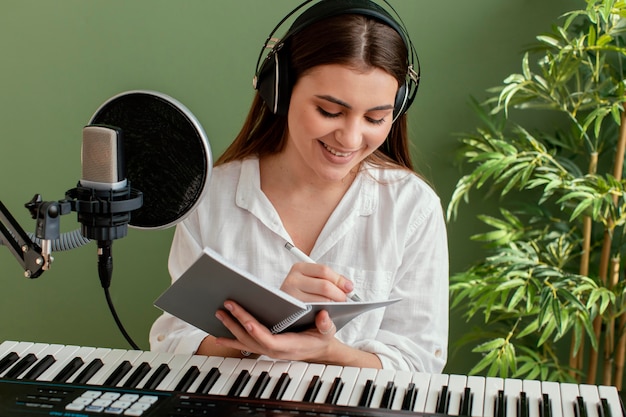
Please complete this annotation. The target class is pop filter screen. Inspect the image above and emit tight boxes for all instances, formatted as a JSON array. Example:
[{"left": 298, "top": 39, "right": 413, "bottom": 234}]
[{"left": 90, "top": 90, "right": 212, "bottom": 230}]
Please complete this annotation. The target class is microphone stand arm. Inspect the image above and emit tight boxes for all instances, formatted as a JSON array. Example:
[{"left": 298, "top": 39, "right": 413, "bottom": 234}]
[{"left": 0, "top": 195, "right": 72, "bottom": 278}]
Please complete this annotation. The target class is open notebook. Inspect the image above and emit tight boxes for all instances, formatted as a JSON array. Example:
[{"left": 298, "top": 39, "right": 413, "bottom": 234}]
[{"left": 154, "top": 246, "right": 400, "bottom": 338}]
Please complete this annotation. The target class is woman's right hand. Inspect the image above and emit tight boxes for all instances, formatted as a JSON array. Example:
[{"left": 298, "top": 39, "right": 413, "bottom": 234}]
[{"left": 280, "top": 262, "right": 354, "bottom": 302}]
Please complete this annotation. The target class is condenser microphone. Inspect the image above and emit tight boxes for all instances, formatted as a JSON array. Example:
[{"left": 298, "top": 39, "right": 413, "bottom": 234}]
[{"left": 65, "top": 125, "right": 143, "bottom": 287}]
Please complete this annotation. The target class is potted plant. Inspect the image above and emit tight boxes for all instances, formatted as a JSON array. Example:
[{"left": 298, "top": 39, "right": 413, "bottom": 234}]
[{"left": 447, "top": 0, "right": 626, "bottom": 387}]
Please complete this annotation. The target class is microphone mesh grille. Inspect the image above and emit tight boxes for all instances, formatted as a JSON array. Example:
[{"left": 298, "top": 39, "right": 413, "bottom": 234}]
[{"left": 81, "top": 126, "right": 121, "bottom": 183}]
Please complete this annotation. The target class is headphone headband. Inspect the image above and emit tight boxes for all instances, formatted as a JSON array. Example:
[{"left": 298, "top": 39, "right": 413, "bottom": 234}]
[{"left": 253, "top": 0, "right": 420, "bottom": 119}]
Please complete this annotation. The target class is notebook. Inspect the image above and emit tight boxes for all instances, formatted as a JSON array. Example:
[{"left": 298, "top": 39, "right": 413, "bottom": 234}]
[{"left": 154, "top": 246, "right": 400, "bottom": 338}]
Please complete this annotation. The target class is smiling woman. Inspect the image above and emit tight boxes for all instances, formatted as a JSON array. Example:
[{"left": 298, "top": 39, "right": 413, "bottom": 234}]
[
  {"left": 283, "top": 64, "right": 398, "bottom": 185},
  {"left": 149, "top": 0, "right": 449, "bottom": 374}
]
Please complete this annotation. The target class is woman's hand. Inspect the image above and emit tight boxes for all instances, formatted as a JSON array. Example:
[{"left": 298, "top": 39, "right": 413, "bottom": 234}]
[
  {"left": 280, "top": 262, "right": 354, "bottom": 302},
  {"left": 213, "top": 300, "right": 338, "bottom": 363}
]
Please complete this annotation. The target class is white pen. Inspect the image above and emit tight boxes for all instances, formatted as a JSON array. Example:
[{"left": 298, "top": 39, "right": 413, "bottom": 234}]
[{"left": 284, "top": 242, "right": 362, "bottom": 302}]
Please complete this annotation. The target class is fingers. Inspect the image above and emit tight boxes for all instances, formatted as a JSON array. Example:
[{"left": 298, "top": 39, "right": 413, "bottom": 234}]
[
  {"left": 316, "top": 310, "right": 336, "bottom": 336},
  {"left": 286, "top": 263, "right": 355, "bottom": 302}
]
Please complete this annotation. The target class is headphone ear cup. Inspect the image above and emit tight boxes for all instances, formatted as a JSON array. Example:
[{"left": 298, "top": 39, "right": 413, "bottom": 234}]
[
  {"left": 256, "top": 45, "right": 292, "bottom": 116},
  {"left": 393, "top": 81, "right": 409, "bottom": 120}
]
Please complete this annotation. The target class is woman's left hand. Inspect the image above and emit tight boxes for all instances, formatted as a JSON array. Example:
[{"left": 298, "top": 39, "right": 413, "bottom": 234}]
[{"left": 213, "top": 300, "right": 337, "bottom": 362}]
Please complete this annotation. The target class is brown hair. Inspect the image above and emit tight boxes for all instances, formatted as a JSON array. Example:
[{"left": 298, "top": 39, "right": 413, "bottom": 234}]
[{"left": 216, "top": 14, "right": 414, "bottom": 171}]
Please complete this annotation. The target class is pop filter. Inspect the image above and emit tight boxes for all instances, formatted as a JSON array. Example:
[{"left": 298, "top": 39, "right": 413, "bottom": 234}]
[{"left": 89, "top": 90, "right": 212, "bottom": 230}]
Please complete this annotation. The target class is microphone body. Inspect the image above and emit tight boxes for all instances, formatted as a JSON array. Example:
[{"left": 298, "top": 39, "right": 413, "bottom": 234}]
[
  {"left": 68, "top": 125, "right": 141, "bottom": 242},
  {"left": 65, "top": 125, "right": 142, "bottom": 288}
]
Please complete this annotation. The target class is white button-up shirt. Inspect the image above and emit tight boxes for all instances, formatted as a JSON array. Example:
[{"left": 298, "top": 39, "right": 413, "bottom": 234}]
[{"left": 150, "top": 157, "right": 449, "bottom": 373}]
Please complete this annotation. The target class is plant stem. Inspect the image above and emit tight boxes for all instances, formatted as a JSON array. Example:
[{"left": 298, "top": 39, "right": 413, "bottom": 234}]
[
  {"left": 572, "top": 153, "right": 597, "bottom": 380},
  {"left": 605, "top": 256, "right": 620, "bottom": 386}
]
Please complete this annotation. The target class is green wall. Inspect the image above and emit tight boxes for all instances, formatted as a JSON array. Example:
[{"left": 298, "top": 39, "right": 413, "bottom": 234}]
[{"left": 0, "top": 0, "right": 573, "bottom": 375}]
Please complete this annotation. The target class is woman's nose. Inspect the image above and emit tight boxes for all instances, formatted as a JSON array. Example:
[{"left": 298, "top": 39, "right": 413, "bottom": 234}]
[{"left": 335, "top": 118, "right": 362, "bottom": 149}]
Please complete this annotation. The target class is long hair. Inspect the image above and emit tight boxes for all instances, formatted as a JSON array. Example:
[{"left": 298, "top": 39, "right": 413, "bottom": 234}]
[{"left": 216, "top": 13, "right": 414, "bottom": 171}]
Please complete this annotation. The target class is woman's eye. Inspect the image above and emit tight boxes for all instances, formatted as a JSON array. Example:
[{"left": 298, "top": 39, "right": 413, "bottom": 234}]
[
  {"left": 366, "top": 116, "right": 386, "bottom": 126},
  {"left": 316, "top": 107, "right": 341, "bottom": 118}
]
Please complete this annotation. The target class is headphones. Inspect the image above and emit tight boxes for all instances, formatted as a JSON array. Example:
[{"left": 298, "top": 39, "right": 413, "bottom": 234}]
[{"left": 252, "top": 0, "right": 420, "bottom": 121}]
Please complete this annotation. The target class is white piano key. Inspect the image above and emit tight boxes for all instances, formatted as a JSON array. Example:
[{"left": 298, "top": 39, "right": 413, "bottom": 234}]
[
  {"left": 312, "top": 364, "right": 343, "bottom": 404},
  {"left": 466, "top": 375, "right": 486, "bottom": 417},
  {"left": 216, "top": 358, "right": 258, "bottom": 396},
  {"left": 207, "top": 357, "right": 242, "bottom": 395},
  {"left": 259, "top": 360, "right": 291, "bottom": 399},
  {"left": 291, "top": 362, "right": 326, "bottom": 402},
  {"left": 424, "top": 373, "right": 449, "bottom": 413},
  {"left": 36, "top": 345, "right": 85, "bottom": 381},
  {"left": 390, "top": 370, "right": 413, "bottom": 410},
  {"left": 161, "top": 354, "right": 208, "bottom": 391},
  {"left": 483, "top": 376, "right": 504, "bottom": 417},
  {"left": 579, "top": 384, "right": 601, "bottom": 417},
  {"left": 110, "top": 350, "right": 150, "bottom": 387},
  {"left": 410, "top": 372, "right": 432, "bottom": 412},
  {"left": 132, "top": 352, "right": 177, "bottom": 389},
  {"left": 447, "top": 374, "right": 468, "bottom": 415},
  {"left": 504, "top": 378, "right": 524, "bottom": 417},
  {"left": 186, "top": 355, "right": 225, "bottom": 393},
  {"left": 0, "top": 342, "right": 50, "bottom": 378},
  {"left": 0, "top": 340, "right": 21, "bottom": 359},
  {"left": 598, "top": 385, "right": 622, "bottom": 417},
  {"left": 346, "top": 367, "right": 378, "bottom": 406},
  {"left": 368, "top": 368, "right": 396, "bottom": 408},
  {"left": 334, "top": 366, "right": 360, "bottom": 406},
  {"left": 559, "top": 382, "right": 580, "bottom": 417},
  {"left": 67, "top": 347, "right": 114, "bottom": 384},
  {"left": 279, "top": 361, "right": 311, "bottom": 401},
  {"left": 523, "top": 378, "right": 542, "bottom": 417},
  {"left": 542, "top": 381, "right": 564, "bottom": 417},
  {"left": 87, "top": 349, "right": 140, "bottom": 386},
  {"left": 149, "top": 353, "right": 194, "bottom": 391},
  {"left": 239, "top": 359, "right": 275, "bottom": 398}
]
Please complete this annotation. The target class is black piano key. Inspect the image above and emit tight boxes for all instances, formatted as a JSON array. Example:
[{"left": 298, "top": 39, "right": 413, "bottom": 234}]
[
  {"left": 540, "top": 393, "right": 553, "bottom": 417},
  {"left": 495, "top": 389, "right": 506, "bottom": 417},
  {"left": 436, "top": 385, "right": 450, "bottom": 414},
  {"left": 227, "top": 370, "right": 251, "bottom": 397},
  {"left": 401, "top": 382, "right": 418, "bottom": 411},
  {"left": 380, "top": 380, "right": 397, "bottom": 409},
  {"left": 22, "top": 354, "right": 56, "bottom": 380},
  {"left": 302, "top": 375, "right": 322, "bottom": 402},
  {"left": 460, "top": 387, "right": 473, "bottom": 416},
  {"left": 358, "top": 379, "right": 375, "bottom": 407},
  {"left": 143, "top": 363, "right": 170, "bottom": 390},
  {"left": 52, "top": 357, "right": 84, "bottom": 383},
  {"left": 575, "top": 396, "right": 588, "bottom": 417},
  {"left": 248, "top": 371, "right": 271, "bottom": 399},
  {"left": 103, "top": 360, "right": 133, "bottom": 386},
  {"left": 518, "top": 392, "right": 529, "bottom": 417},
  {"left": 600, "top": 398, "right": 612, "bottom": 417},
  {"left": 174, "top": 366, "right": 200, "bottom": 392},
  {"left": 5, "top": 353, "right": 37, "bottom": 378},
  {"left": 269, "top": 372, "right": 291, "bottom": 400},
  {"left": 73, "top": 358, "right": 104, "bottom": 384},
  {"left": 0, "top": 352, "right": 20, "bottom": 374},
  {"left": 196, "top": 367, "right": 221, "bottom": 394},
  {"left": 122, "top": 362, "right": 151, "bottom": 388},
  {"left": 325, "top": 377, "right": 344, "bottom": 405}
]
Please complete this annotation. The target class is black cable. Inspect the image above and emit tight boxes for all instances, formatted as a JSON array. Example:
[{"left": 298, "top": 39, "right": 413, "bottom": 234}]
[
  {"left": 98, "top": 241, "right": 140, "bottom": 351},
  {"left": 104, "top": 286, "right": 140, "bottom": 351}
]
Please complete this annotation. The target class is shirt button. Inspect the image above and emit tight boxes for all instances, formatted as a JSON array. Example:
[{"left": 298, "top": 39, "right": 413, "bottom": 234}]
[
  {"left": 435, "top": 349, "right": 442, "bottom": 358},
  {"left": 157, "top": 334, "right": 165, "bottom": 342}
]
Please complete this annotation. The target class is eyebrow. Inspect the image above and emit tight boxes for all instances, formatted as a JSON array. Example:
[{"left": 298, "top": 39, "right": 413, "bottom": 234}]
[{"left": 315, "top": 95, "right": 395, "bottom": 112}]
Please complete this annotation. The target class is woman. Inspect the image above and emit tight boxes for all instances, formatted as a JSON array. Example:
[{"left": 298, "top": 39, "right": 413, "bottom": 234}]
[{"left": 150, "top": 0, "right": 449, "bottom": 374}]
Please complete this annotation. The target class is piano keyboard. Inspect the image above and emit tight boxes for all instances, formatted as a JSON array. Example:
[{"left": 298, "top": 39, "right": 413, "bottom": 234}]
[{"left": 0, "top": 340, "right": 623, "bottom": 417}]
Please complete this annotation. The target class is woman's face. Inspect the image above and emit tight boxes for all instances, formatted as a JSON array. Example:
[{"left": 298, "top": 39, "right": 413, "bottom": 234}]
[{"left": 284, "top": 64, "right": 398, "bottom": 184}]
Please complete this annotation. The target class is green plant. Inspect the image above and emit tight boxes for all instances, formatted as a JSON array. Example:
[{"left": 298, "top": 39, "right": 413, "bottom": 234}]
[{"left": 447, "top": 0, "right": 626, "bottom": 387}]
